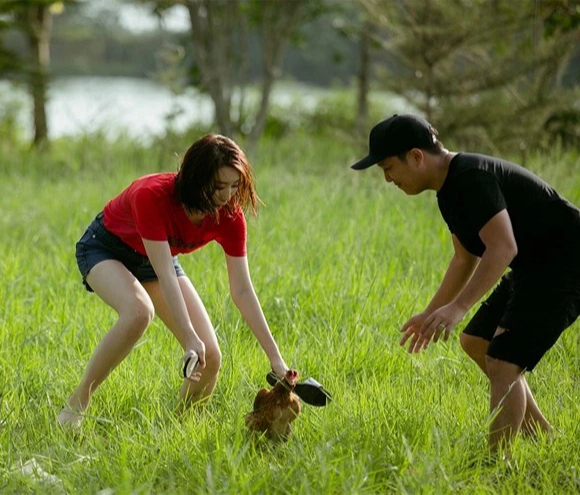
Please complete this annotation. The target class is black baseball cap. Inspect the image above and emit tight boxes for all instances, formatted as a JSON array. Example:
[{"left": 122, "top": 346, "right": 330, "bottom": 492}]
[{"left": 351, "top": 114, "right": 438, "bottom": 170}]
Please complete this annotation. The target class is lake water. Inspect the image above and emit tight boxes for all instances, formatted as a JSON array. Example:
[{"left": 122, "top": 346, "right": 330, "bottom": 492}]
[
  {"left": 0, "top": 76, "right": 411, "bottom": 143},
  {"left": 0, "top": 76, "right": 334, "bottom": 143}
]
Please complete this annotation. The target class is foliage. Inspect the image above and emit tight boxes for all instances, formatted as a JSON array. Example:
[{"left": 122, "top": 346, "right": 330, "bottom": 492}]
[
  {"left": 0, "top": 16, "right": 21, "bottom": 74},
  {"left": 359, "top": 0, "right": 580, "bottom": 157},
  {"left": 3, "top": 2, "right": 362, "bottom": 86},
  {"left": 260, "top": 87, "right": 413, "bottom": 154},
  {"left": 303, "top": 88, "right": 394, "bottom": 139},
  {"left": 542, "top": 0, "right": 580, "bottom": 36},
  {"left": 49, "top": 3, "right": 185, "bottom": 78},
  {"left": 0, "top": 1, "right": 74, "bottom": 70},
  {"left": 0, "top": 1, "right": 78, "bottom": 147},
  {"left": 138, "top": 0, "right": 327, "bottom": 149},
  {"left": 0, "top": 89, "right": 24, "bottom": 147}
]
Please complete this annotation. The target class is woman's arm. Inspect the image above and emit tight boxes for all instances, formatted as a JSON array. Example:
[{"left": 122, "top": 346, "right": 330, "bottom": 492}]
[
  {"left": 225, "top": 254, "right": 288, "bottom": 377},
  {"left": 143, "top": 239, "right": 206, "bottom": 369}
]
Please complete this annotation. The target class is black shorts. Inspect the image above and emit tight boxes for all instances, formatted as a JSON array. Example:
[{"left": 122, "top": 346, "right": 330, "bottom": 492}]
[
  {"left": 75, "top": 212, "right": 186, "bottom": 292},
  {"left": 462, "top": 267, "right": 580, "bottom": 371}
]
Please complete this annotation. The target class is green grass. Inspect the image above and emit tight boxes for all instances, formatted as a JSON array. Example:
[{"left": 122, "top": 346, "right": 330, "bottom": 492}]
[{"left": 1, "top": 133, "right": 580, "bottom": 494}]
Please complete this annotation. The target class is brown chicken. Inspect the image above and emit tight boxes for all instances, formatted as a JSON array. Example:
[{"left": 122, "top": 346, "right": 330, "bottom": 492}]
[{"left": 245, "top": 369, "right": 302, "bottom": 441}]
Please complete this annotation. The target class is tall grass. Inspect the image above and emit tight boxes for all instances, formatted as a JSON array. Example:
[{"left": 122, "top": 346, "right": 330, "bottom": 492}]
[{"left": 1, "top": 132, "right": 579, "bottom": 493}]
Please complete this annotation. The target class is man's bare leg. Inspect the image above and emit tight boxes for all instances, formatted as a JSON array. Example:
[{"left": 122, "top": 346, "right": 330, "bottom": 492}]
[
  {"left": 460, "top": 333, "right": 552, "bottom": 439},
  {"left": 520, "top": 376, "right": 552, "bottom": 436},
  {"left": 486, "top": 356, "right": 526, "bottom": 452}
]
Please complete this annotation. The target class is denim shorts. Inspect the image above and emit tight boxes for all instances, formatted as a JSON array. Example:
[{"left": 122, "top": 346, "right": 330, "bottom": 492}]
[{"left": 75, "top": 212, "right": 186, "bottom": 292}]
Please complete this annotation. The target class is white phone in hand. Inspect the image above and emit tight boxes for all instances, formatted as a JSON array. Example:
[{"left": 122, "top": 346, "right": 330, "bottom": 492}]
[{"left": 183, "top": 350, "right": 199, "bottom": 379}]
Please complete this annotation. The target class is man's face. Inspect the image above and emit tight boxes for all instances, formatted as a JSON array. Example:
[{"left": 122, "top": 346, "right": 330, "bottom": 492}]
[{"left": 377, "top": 152, "right": 425, "bottom": 195}]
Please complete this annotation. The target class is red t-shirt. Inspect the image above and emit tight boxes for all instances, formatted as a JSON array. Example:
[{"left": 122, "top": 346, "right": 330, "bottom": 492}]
[{"left": 102, "top": 173, "right": 247, "bottom": 257}]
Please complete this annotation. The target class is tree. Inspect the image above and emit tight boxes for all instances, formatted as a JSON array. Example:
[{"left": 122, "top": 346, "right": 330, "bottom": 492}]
[
  {"left": 149, "top": 0, "right": 320, "bottom": 149},
  {"left": 355, "top": 20, "right": 372, "bottom": 139},
  {"left": 0, "top": 14, "right": 21, "bottom": 74},
  {"left": 358, "top": 0, "right": 580, "bottom": 157},
  {"left": 0, "top": 1, "right": 73, "bottom": 147},
  {"left": 327, "top": 2, "right": 375, "bottom": 140}
]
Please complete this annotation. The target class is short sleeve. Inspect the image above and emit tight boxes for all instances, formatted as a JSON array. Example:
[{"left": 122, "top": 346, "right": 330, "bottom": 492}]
[
  {"left": 131, "top": 187, "right": 168, "bottom": 241},
  {"left": 456, "top": 170, "right": 507, "bottom": 233},
  {"left": 215, "top": 209, "right": 247, "bottom": 257}
]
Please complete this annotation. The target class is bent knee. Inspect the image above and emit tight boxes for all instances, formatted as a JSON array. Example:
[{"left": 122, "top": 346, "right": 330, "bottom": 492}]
[
  {"left": 460, "top": 333, "right": 487, "bottom": 358},
  {"left": 203, "top": 346, "right": 222, "bottom": 375},
  {"left": 119, "top": 299, "right": 155, "bottom": 336},
  {"left": 485, "top": 355, "right": 523, "bottom": 382},
  {"left": 459, "top": 332, "right": 474, "bottom": 353}
]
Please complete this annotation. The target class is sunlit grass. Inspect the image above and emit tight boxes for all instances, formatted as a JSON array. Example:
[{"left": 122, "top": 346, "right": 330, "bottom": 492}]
[{"left": 1, "top": 134, "right": 579, "bottom": 493}]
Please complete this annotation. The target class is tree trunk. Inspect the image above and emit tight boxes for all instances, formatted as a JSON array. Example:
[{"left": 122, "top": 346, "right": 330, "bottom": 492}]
[
  {"left": 25, "top": 5, "right": 52, "bottom": 147},
  {"left": 234, "top": 1, "right": 250, "bottom": 131},
  {"left": 185, "top": 0, "right": 307, "bottom": 146},
  {"left": 356, "top": 21, "right": 371, "bottom": 140},
  {"left": 186, "top": 0, "right": 234, "bottom": 136},
  {"left": 247, "top": 1, "right": 306, "bottom": 150}
]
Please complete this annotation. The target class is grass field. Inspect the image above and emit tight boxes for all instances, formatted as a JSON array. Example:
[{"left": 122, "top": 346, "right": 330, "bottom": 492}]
[{"left": 1, "top": 133, "right": 580, "bottom": 494}]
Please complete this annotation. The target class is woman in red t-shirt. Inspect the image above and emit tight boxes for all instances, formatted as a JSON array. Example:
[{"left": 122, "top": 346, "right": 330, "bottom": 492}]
[{"left": 58, "top": 134, "right": 289, "bottom": 427}]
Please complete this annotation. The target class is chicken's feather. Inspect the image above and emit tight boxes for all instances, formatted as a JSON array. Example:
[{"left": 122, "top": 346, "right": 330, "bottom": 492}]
[{"left": 245, "top": 373, "right": 302, "bottom": 441}]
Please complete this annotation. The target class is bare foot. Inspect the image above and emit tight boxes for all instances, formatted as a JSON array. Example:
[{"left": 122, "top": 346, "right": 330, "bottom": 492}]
[
  {"left": 174, "top": 396, "right": 209, "bottom": 419},
  {"left": 57, "top": 407, "right": 84, "bottom": 429},
  {"left": 521, "top": 419, "right": 553, "bottom": 439}
]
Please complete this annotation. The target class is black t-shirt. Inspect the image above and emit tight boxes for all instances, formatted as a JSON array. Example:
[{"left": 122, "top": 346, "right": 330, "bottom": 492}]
[{"left": 437, "top": 153, "right": 580, "bottom": 271}]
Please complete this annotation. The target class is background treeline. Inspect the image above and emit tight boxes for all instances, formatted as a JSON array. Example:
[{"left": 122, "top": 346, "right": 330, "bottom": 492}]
[
  {"left": 2, "top": 3, "right": 359, "bottom": 85},
  {"left": 1, "top": 0, "right": 579, "bottom": 161},
  {"left": 3, "top": 2, "right": 579, "bottom": 88}
]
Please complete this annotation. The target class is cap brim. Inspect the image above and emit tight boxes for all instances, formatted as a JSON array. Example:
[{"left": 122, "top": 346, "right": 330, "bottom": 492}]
[{"left": 350, "top": 154, "right": 382, "bottom": 170}]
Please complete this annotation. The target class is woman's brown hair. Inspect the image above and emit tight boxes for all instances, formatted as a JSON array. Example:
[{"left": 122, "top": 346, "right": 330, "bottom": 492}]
[{"left": 175, "top": 134, "right": 259, "bottom": 217}]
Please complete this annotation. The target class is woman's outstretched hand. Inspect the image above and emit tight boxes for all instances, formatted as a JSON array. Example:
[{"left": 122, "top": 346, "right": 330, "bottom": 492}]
[{"left": 270, "top": 358, "right": 289, "bottom": 379}]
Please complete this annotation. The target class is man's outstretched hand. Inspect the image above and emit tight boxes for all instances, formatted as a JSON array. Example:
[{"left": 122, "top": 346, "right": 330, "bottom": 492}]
[
  {"left": 399, "top": 311, "right": 430, "bottom": 353},
  {"left": 400, "top": 303, "right": 467, "bottom": 353}
]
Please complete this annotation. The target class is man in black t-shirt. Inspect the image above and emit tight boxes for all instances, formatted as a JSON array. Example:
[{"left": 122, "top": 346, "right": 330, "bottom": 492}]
[{"left": 351, "top": 114, "right": 580, "bottom": 453}]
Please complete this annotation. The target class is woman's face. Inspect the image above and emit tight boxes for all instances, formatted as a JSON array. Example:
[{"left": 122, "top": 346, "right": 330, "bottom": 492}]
[{"left": 212, "top": 166, "right": 241, "bottom": 207}]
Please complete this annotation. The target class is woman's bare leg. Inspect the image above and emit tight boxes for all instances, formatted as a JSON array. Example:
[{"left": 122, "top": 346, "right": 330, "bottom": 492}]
[
  {"left": 143, "top": 276, "right": 221, "bottom": 407},
  {"left": 58, "top": 260, "right": 154, "bottom": 426}
]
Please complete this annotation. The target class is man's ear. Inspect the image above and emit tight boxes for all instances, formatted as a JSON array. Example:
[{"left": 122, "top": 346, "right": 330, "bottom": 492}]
[{"left": 408, "top": 148, "right": 425, "bottom": 167}]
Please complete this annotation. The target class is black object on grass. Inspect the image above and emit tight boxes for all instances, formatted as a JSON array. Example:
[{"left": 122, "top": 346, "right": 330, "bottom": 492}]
[{"left": 266, "top": 371, "right": 332, "bottom": 407}]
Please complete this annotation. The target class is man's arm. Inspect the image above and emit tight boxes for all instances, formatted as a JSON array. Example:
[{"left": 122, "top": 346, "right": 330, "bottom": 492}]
[
  {"left": 417, "top": 209, "right": 517, "bottom": 345},
  {"left": 453, "top": 209, "right": 517, "bottom": 311},
  {"left": 400, "top": 234, "right": 479, "bottom": 352},
  {"left": 424, "top": 235, "right": 480, "bottom": 313}
]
